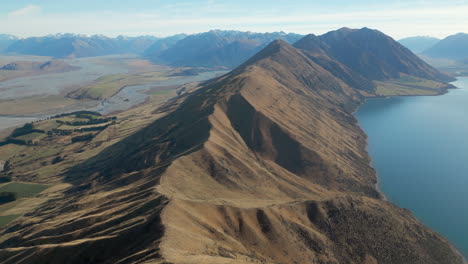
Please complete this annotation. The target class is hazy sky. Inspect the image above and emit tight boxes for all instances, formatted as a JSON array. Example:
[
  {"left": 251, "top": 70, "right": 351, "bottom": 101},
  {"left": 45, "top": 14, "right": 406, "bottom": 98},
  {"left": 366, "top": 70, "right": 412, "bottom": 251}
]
[{"left": 1, "top": 0, "right": 468, "bottom": 39}]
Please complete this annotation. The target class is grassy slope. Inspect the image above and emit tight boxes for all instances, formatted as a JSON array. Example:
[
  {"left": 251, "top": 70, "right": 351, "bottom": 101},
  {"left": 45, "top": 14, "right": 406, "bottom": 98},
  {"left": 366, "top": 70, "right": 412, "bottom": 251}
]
[
  {"left": 375, "top": 74, "right": 450, "bottom": 96},
  {"left": 0, "top": 95, "right": 173, "bottom": 230},
  {"left": 0, "top": 182, "right": 50, "bottom": 227},
  {"left": 0, "top": 182, "right": 49, "bottom": 198},
  {"left": 0, "top": 215, "right": 20, "bottom": 227}
]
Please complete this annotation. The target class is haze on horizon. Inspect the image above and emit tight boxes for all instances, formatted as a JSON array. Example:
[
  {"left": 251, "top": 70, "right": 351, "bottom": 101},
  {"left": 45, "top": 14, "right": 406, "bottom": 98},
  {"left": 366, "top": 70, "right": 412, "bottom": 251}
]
[{"left": 1, "top": 0, "right": 468, "bottom": 40}]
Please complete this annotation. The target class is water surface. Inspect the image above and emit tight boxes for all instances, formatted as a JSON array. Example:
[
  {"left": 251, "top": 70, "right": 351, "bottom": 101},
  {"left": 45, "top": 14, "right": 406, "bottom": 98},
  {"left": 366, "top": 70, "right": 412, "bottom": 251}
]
[{"left": 355, "top": 77, "right": 468, "bottom": 257}]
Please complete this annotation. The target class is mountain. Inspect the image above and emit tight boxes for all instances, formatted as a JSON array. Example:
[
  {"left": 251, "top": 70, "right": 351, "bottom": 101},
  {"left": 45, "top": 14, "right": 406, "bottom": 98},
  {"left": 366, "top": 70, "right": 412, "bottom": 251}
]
[
  {"left": 0, "top": 34, "right": 18, "bottom": 52},
  {"left": 148, "top": 30, "right": 304, "bottom": 68},
  {"left": 292, "top": 28, "right": 453, "bottom": 94},
  {"left": 398, "top": 36, "right": 440, "bottom": 53},
  {"left": 318, "top": 27, "right": 452, "bottom": 82},
  {"left": 5, "top": 34, "right": 159, "bottom": 58},
  {"left": 143, "top": 34, "right": 188, "bottom": 57},
  {"left": 294, "top": 34, "right": 376, "bottom": 92},
  {"left": 423, "top": 33, "right": 468, "bottom": 61},
  {"left": 114, "top": 35, "right": 160, "bottom": 54},
  {"left": 0, "top": 36, "right": 464, "bottom": 263}
]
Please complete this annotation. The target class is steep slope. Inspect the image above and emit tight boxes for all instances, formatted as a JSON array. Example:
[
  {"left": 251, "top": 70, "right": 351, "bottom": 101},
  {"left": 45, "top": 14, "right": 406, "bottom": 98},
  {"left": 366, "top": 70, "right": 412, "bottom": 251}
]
[
  {"left": 152, "top": 30, "right": 303, "bottom": 68},
  {"left": 398, "top": 36, "right": 440, "bottom": 54},
  {"left": 0, "top": 40, "right": 464, "bottom": 264},
  {"left": 294, "top": 34, "right": 375, "bottom": 92},
  {"left": 5, "top": 34, "right": 158, "bottom": 58},
  {"left": 319, "top": 28, "right": 453, "bottom": 82},
  {"left": 423, "top": 33, "right": 468, "bottom": 61}
]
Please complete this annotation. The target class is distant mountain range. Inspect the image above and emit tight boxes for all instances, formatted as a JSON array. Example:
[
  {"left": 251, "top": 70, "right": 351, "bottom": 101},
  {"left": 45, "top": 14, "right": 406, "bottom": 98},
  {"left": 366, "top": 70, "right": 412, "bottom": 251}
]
[
  {"left": 0, "top": 34, "right": 18, "bottom": 52},
  {"left": 4, "top": 34, "right": 158, "bottom": 58},
  {"left": 399, "top": 34, "right": 468, "bottom": 63},
  {"left": 3, "top": 30, "right": 468, "bottom": 70},
  {"left": 422, "top": 33, "right": 468, "bottom": 61},
  {"left": 143, "top": 34, "right": 188, "bottom": 58},
  {"left": 398, "top": 36, "right": 440, "bottom": 53},
  {"left": 146, "top": 30, "right": 303, "bottom": 68}
]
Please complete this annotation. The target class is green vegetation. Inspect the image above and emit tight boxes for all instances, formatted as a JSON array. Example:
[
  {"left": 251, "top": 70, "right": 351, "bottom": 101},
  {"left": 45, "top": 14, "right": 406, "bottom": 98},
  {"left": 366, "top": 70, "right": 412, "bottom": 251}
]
[
  {"left": 51, "top": 111, "right": 102, "bottom": 118},
  {"left": 71, "top": 134, "right": 95, "bottom": 143},
  {"left": 0, "top": 192, "right": 16, "bottom": 204},
  {"left": 11, "top": 123, "right": 44, "bottom": 138},
  {"left": 0, "top": 182, "right": 49, "bottom": 198},
  {"left": 56, "top": 116, "right": 116, "bottom": 126},
  {"left": 0, "top": 123, "right": 46, "bottom": 146},
  {"left": 375, "top": 74, "right": 448, "bottom": 96},
  {"left": 0, "top": 215, "right": 20, "bottom": 227},
  {"left": 1, "top": 111, "right": 116, "bottom": 147},
  {"left": 15, "top": 132, "right": 46, "bottom": 142},
  {"left": 0, "top": 176, "right": 11, "bottom": 183}
]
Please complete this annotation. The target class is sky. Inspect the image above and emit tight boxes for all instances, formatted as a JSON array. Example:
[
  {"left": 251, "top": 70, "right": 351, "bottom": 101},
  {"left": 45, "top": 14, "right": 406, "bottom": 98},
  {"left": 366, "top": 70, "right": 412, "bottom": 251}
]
[{"left": 1, "top": 0, "right": 468, "bottom": 39}]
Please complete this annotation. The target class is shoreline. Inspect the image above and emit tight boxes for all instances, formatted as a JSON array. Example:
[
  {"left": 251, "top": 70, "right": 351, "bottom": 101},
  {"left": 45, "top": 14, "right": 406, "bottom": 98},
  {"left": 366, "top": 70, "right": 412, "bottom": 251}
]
[
  {"left": 355, "top": 80, "right": 458, "bottom": 201},
  {"left": 354, "top": 77, "right": 467, "bottom": 261}
]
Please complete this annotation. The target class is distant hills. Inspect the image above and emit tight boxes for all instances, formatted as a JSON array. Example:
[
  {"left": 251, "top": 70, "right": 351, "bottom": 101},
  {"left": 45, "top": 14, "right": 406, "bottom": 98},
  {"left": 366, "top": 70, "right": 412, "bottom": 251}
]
[
  {"left": 143, "top": 34, "right": 187, "bottom": 58},
  {"left": 147, "top": 30, "right": 304, "bottom": 68},
  {"left": 4, "top": 34, "right": 158, "bottom": 58},
  {"left": 399, "top": 33, "right": 468, "bottom": 65},
  {"left": 0, "top": 31, "right": 303, "bottom": 66},
  {"left": 0, "top": 34, "right": 18, "bottom": 52},
  {"left": 398, "top": 36, "right": 440, "bottom": 53},
  {"left": 422, "top": 33, "right": 468, "bottom": 61}
]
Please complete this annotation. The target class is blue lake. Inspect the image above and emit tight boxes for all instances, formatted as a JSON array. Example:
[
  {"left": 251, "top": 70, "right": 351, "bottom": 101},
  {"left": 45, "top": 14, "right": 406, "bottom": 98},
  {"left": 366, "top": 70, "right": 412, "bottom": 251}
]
[{"left": 355, "top": 77, "right": 468, "bottom": 257}]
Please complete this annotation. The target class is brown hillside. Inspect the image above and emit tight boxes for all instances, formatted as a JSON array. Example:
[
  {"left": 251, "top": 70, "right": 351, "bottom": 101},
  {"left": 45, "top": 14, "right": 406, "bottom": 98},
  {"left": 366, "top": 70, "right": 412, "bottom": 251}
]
[{"left": 0, "top": 40, "right": 464, "bottom": 264}]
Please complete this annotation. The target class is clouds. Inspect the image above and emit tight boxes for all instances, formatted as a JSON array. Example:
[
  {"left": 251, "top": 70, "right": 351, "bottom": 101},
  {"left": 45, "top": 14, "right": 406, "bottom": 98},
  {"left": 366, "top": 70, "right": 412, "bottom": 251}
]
[
  {"left": 8, "top": 5, "right": 42, "bottom": 17},
  {"left": 0, "top": 1, "right": 467, "bottom": 39}
]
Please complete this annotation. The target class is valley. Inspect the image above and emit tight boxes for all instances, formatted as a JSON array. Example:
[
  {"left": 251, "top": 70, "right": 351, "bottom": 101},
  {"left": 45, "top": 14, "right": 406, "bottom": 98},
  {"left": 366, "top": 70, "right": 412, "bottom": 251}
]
[{"left": 0, "top": 54, "right": 226, "bottom": 131}]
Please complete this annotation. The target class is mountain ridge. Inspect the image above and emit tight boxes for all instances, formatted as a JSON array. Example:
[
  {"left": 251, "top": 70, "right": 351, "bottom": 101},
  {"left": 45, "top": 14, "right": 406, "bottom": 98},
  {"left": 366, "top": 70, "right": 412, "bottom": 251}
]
[
  {"left": 0, "top": 36, "right": 464, "bottom": 263},
  {"left": 5, "top": 35, "right": 159, "bottom": 58},
  {"left": 423, "top": 33, "right": 468, "bottom": 61},
  {"left": 149, "top": 30, "right": 304, "bottom": 68},
  {"left": 398, "top": 36, "right": 440, "bottom": 54}
]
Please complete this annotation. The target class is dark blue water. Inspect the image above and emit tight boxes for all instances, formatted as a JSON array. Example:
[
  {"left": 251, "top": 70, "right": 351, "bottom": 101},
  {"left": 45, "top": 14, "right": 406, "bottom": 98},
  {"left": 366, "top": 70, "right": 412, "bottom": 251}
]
[{"left": 355, "top": 77, "right": 468, "bottom": 258}]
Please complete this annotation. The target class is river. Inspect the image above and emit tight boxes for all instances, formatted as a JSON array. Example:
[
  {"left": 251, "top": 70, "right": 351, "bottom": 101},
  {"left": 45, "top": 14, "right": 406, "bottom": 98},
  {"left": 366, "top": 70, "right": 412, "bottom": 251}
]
[{"left": 355, "top": 77, "right": 468, "bottom": 257}]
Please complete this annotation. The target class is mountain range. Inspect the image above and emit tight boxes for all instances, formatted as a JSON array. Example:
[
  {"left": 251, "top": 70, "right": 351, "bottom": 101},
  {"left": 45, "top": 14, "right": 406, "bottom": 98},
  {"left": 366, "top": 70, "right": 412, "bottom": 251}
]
[
  {"left": 398, "top": 36, "right": 440, "bottom": 54},
  {"left": 0, "top": 27, "right": 464, "bottom": 263},
  {"left": 0, "top": 34, "right": 18, "bottom": 52},
  {"left": 4, "top": 30, "right": 468, "bottom": 71},
  {"left": 399, "top": 33, "right": 468, "bottom": 65},
  {"left": 146, "top": 30, "right": 304, "bottom": 68},
  {"left": 4, "top": 34, "right": 158, "bottom": 58},
  {"left": 422, "top": 33, "right": 468, "bottom": 61}
]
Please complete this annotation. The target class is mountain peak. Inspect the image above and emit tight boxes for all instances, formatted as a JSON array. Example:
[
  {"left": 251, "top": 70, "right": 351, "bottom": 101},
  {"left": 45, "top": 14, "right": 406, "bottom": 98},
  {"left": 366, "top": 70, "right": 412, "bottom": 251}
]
[
  {"left": 318, "top": 27, "right": 452, "bottom": 81},
  {"left": 234, "top": 38, "right": 299, "bottom": 69}
]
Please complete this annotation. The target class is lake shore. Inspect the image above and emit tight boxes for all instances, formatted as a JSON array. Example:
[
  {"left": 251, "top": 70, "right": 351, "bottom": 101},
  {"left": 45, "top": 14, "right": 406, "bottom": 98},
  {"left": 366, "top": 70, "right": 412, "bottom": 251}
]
[{"left": 355, "top": 77, "right": 468, "bottom": 259}]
